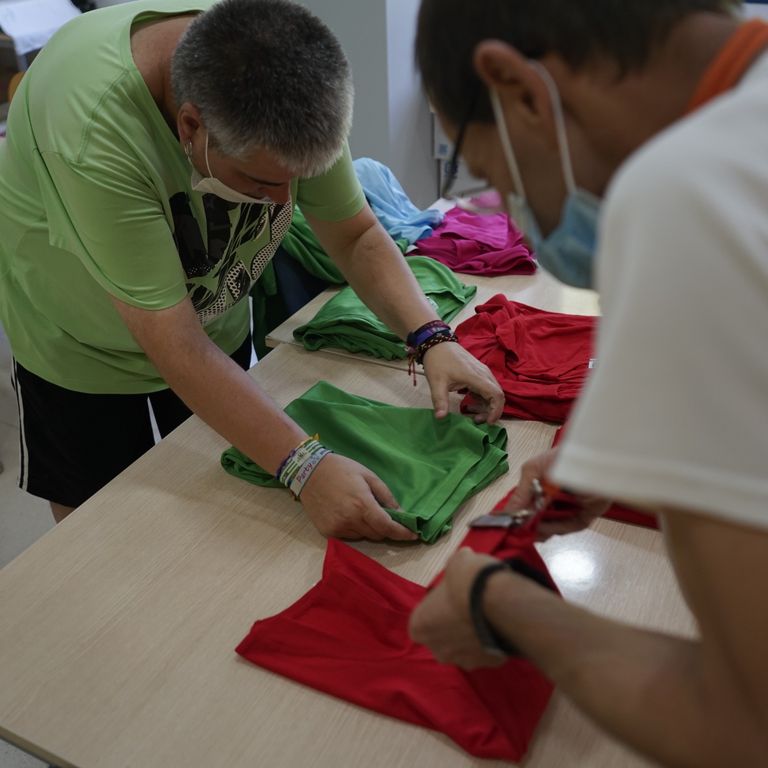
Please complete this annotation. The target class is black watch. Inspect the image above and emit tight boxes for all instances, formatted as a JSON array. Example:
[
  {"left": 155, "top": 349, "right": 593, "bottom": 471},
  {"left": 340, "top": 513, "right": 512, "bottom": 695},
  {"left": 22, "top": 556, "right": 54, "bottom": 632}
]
[{"left": 469, "top": 562, "right": 521, "bottom": 658}]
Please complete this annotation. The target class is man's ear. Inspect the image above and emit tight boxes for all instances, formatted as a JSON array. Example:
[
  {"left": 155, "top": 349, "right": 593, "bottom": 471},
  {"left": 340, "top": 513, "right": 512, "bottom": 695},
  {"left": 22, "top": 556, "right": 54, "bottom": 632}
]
[
  {"left": 177, "top": 102, "right": 204, "bottom": 146},
  {"left": 473, "top": 40, "right": 556, "bottom": 140}
]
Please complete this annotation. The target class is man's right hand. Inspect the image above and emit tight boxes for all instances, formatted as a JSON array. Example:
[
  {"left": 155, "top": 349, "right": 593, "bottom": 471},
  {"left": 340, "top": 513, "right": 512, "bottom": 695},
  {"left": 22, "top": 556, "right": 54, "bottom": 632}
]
[
  {"left": 502, "top": 448, "right": 610, "bottom": 539},
  {"left": 299, "top": 453, "right": 419, "bottom": 541}
]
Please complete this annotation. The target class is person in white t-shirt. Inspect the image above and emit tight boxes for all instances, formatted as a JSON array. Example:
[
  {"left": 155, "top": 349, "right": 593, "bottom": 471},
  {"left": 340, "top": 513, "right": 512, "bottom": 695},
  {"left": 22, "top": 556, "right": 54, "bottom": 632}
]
[{"left": 410, "top": 1, "right": 768, "bottom": 766}]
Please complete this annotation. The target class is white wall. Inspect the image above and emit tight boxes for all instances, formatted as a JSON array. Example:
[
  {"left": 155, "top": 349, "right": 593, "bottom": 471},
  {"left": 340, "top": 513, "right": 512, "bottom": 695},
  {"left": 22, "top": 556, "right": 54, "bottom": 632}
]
[
  {"left": 301, "top": 0, "right": 436, "bottom": 207},
  {"left": 744, "top": 2, "right": 768, "bottom": 20}
]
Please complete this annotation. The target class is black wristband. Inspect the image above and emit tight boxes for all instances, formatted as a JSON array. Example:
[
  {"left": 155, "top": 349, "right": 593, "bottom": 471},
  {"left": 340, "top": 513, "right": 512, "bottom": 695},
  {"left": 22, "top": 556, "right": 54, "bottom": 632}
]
[
  {"left": 469, "top": 557, "right": 556, "bottom": 658},
  {"left": 469, "top": 562, "right": 521, "bottom": 657}
]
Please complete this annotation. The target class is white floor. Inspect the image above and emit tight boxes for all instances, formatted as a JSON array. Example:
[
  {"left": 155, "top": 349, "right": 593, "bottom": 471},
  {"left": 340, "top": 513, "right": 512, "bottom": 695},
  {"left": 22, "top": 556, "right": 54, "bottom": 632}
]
[{"left": 0, "top": 324, "right": 53, "bottom": 768}]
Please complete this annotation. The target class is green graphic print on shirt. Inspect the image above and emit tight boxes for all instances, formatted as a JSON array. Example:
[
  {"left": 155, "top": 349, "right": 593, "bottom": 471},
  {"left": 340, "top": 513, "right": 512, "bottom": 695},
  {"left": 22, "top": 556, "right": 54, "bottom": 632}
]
[{"left": 171, "top": 193, "right": 293, "bottom": 325}]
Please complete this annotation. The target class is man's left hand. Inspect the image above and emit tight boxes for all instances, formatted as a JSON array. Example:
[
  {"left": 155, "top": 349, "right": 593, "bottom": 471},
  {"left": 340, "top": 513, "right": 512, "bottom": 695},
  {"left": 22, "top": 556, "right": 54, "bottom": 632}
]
[
  {"left": 409, "top": 548, "right": 509, "bottom": 669},
  {"left": 421, "top": 342, "right": 504, "bottom": 423}
]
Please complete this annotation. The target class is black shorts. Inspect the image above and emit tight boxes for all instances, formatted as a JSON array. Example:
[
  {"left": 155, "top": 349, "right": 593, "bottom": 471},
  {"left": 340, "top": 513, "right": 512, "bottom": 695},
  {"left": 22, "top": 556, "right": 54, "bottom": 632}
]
[{"left": 10, "top": 333, "right": 252, "bottom": 508}]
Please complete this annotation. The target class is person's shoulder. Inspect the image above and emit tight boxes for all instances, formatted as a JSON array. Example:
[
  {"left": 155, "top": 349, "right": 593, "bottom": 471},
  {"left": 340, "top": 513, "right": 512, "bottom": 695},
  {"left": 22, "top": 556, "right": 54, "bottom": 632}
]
[{"left": 606, "top": 69, "right": 768, "bottom": 227}]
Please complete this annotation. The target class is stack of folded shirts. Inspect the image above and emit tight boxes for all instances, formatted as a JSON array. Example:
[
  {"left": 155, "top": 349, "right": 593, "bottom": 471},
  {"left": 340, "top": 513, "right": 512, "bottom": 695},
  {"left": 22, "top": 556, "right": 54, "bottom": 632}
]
[
  {"left": 294, "top": 256, "right": 476, "bottom": 360},
  {"left": 412, "top": 207, "right": 536, "bottom": 276}
]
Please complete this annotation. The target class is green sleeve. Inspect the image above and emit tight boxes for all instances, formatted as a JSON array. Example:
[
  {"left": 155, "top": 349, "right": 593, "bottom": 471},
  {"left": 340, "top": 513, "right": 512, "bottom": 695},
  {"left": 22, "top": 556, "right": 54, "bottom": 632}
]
[
  {"left": 38, "top": 150, "right": 188, "bottom": 310},
  {"left": 296, "top": 143, "right": 366, "bottom": 222}
]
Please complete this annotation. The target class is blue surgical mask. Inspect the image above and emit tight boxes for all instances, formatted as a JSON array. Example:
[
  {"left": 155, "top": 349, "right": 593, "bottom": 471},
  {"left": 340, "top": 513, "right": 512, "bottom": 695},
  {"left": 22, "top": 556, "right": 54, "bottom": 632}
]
[
  {"left": 489, "top": 65, "right": 600, "bottom": 290},
  {"left": 186, "top": 132, "right": 274, "bottom": 206}
]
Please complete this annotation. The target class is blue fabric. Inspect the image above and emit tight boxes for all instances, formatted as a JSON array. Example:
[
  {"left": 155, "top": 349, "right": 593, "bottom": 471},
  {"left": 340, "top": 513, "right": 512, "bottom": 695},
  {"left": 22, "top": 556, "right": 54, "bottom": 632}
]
[{"left": 353, "top": 158, "right": 444, "bottom": 244}]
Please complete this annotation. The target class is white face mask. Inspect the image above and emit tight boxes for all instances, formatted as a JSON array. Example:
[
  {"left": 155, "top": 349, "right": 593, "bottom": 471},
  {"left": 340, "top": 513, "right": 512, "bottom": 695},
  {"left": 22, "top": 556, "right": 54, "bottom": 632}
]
[{"left": 186, "top": 132, "right": 274, "bottom": 205}]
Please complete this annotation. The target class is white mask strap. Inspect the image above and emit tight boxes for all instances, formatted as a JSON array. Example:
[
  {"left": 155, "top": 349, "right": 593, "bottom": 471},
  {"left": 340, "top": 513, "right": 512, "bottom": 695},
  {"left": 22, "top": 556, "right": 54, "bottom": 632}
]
[
  {"left": 203, "top": 131, "right": 215, "bottom": 179},
  {"left": 489, "top": 89, "right": 528, "bottom": 204},
  {"left": 528, "top": 61, "right": 577, "bottom": 195}
]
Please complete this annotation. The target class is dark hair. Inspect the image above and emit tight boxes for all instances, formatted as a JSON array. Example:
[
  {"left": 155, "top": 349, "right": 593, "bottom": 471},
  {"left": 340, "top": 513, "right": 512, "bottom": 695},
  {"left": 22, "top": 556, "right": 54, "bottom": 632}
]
[
  {"left": 171, "top": 0, "right": 353, "bottom": 175},
  {"left": 416, "top": 0, "right": 741, "bottom": 126}
]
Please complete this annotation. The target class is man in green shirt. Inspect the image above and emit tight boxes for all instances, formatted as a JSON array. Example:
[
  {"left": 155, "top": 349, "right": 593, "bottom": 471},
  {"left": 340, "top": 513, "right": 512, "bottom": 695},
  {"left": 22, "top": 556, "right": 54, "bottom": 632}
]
[{"left": 0, "top": 0, "right": 503, "bottom": 537}]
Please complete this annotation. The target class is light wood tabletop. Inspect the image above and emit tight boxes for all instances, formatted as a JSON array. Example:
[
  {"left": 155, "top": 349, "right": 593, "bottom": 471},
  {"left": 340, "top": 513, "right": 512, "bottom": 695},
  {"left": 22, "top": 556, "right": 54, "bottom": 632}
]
[
  {"left": 0, "top": 344, "right": 692, "bottom": 768},
  {"left": 265, "top": 262, "right": 600, "bottom": 374}
]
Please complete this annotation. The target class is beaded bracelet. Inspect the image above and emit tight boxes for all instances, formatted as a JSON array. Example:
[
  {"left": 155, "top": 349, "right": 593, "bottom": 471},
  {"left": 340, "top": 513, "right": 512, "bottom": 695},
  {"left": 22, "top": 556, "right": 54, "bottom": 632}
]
[
  {"left": 406, "top": 320, "right": 452, "bottom": 349},
  {"left": 406, "top": 331, "right": 459, "bottom": 384}
]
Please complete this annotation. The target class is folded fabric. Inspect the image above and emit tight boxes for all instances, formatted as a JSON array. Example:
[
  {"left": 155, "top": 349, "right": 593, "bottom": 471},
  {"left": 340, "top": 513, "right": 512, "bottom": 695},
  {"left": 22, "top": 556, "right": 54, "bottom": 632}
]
[
  {"left": 280, "top": 206, "right": 408, "bottom": 286},
  {"left": 456, "top": 295, "right": 597, "bottom": 423},
  {"left": 294, "top": 256, "right": 477, "bottom": 360},
  {"left": 353, "top": 157, "right": 444, "bottom": 244},
  {"left": 551, "top": 427, "right": 659, "bottom": 529},
  {"left": 236, "top": 494, "right": 558, "bottom": 762},
  {"left": 412, "top": 206, "right": 537, "bottom": 277},
  {"left": 280, "top": 206, "right": 347, "bottom": 284},
  {"left": 221, "top": 381, "right": 508, "bottom": 542}
]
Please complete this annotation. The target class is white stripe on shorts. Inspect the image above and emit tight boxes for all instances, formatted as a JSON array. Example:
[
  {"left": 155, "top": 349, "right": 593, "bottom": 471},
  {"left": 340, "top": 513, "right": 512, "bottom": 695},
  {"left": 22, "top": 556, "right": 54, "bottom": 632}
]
[{"left": 10, "top": 360, "right": 29, "bottom": 491}]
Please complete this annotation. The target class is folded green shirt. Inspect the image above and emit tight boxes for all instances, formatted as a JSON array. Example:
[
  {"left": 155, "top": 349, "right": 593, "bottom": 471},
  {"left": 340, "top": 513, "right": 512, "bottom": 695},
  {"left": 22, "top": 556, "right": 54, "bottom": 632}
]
[
  {"left": 293, "top": 256, "right": 477, "bottom": 360},
  {"left": 220, "top": 381, "right": 508, "bottom": 543}
]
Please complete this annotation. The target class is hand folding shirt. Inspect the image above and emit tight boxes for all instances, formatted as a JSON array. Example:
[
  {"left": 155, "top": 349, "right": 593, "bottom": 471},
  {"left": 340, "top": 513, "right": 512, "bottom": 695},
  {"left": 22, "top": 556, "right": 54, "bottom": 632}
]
[{"left": 221, "top": 381, "right": 508, "bottom": 543}]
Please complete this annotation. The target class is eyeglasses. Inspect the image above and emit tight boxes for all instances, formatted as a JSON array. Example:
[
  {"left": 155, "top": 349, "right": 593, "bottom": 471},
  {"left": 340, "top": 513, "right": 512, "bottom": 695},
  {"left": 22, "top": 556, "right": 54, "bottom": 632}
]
[
  {"left": 439, "top": 93, "right": 505, "bottom": 216},
  {"left": 439, "top": 91, "right": 478, "bottom": 200}
]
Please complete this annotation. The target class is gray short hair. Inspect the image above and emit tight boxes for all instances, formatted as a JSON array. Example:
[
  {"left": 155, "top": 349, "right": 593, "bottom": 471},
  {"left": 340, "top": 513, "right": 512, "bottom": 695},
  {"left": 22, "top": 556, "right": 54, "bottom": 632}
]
[{"left": 171, "top": 0, "right": 353, "bottom": 176}]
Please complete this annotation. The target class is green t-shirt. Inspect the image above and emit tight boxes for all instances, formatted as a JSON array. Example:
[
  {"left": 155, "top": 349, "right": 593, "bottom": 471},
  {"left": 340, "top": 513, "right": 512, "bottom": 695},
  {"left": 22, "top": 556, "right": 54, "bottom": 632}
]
[
  {"left": 293, "top": 256, "right": 477, "bottom": 359},
  {"left": 0, "top": 0, "right": 365, "bottom": 393},
  {"left": 220, "top": 381, "right": 509, "bottom": 543}
]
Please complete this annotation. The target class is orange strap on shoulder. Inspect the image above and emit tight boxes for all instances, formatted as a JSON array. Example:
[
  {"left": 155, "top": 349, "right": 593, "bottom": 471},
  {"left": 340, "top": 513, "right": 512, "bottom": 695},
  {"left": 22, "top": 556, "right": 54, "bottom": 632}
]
[{"left": 687, "top": 19, "right": 768, "bottom": 113}]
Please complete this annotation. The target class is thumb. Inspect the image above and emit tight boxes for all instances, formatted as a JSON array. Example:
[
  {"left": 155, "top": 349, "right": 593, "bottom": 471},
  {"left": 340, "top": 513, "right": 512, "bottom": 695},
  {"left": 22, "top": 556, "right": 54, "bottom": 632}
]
[
  {"left": 429, "top": 380, "right": 450, "bottom": 419},
  {"left": 364, "top": 470, "right": 400, "bottom": 510}
]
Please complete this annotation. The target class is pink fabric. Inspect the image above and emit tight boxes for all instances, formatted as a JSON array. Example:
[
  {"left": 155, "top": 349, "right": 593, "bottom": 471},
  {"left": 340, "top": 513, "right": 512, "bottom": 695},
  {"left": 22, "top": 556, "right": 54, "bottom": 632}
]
[{"left": 412, "top": 207, "right": 537, "bottom": 276}]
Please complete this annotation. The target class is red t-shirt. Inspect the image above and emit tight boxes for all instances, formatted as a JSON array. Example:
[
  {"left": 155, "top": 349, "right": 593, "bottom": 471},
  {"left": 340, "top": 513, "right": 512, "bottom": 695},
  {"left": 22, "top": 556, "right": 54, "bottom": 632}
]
[
  {"left": 236, "top": 500, "right": 558, "bottom": 762},
  {"left": 456, "top": 295, "right": 597, "bottom": 422}
]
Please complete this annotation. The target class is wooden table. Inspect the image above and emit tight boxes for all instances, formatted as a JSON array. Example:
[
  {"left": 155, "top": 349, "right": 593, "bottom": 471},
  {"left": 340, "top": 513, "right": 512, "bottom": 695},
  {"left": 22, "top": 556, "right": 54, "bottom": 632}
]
[
  {"left": 265, "top": 266, "right": 600, "bottom": 373},
  {"left": 0, "top": 344, "right": 692, "bottom": 768}
]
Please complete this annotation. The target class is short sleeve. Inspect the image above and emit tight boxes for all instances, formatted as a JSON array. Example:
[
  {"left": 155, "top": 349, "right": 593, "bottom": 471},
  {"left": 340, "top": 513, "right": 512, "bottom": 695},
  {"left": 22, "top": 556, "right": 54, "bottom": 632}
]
[
  {"left": 552, "top": 108, "right": 768, "bottom": 530},
  {"left": 38, "top": 149, "right": 188, "bottom": 310},
  {"left": 296, "top": 143, "right": 366, "bottom": 222}
]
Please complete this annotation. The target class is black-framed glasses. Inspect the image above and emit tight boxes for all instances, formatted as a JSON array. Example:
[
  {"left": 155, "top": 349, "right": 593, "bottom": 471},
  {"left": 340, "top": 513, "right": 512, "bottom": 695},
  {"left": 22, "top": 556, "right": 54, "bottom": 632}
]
[{"left": 439, "top": 91, "right": 479, "bottom": 200}]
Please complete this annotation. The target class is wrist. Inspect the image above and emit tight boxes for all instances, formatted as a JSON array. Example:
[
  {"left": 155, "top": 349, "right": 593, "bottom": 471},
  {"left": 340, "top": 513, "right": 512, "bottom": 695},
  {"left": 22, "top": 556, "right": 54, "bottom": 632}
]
[
  {"left": 469, "top": 563, "right": 522, "bottom": 657},
  {"left": 276, "top": 435, "right": 333, "bottom": 499},
  {"left": 406, "top": 319, "right": 448, "bottom": 346}
]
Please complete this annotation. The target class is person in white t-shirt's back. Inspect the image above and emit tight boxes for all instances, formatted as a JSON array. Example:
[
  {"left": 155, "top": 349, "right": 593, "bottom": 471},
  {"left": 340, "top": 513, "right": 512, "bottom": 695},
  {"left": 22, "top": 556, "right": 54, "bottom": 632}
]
[{"left": 410, "top": 2, "right": 768, "bottom": 766}]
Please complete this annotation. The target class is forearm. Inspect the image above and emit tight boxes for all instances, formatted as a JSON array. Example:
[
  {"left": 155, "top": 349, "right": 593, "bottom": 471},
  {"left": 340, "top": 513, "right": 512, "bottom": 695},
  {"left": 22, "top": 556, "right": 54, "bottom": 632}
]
[
  {"left": 144, "top": 323, "right": 305, "bottom": 476},
  {"left": 485, "top": 575, "right": 765, "bottom": 767},
  {"left": 333, "top": 223, "right": 438, "bottom": 338}
]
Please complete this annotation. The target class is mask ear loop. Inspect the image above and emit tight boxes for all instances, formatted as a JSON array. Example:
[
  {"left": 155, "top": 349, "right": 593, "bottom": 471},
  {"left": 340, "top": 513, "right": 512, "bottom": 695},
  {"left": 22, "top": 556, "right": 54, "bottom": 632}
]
[
  {"left": 202, "top": 131, "right": 215, "bottom": 179},
  {"left": 489, "top": 89, "right": 536, "bottom": 231},
  {"left": 489, "top": 89, "right": 528, "bottom": 203},
  {"left": 528, "top": 60, "right": 577, "bottom": 195}
]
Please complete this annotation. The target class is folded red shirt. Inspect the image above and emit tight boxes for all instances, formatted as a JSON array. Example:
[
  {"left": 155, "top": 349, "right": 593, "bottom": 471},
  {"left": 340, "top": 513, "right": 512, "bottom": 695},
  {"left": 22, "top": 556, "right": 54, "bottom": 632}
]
[
  {"left": 456, "top": 295, "right": 597, "bottom": 423},
  {"left": 236, "top": 500, "right": 558, "bottom": 762}
]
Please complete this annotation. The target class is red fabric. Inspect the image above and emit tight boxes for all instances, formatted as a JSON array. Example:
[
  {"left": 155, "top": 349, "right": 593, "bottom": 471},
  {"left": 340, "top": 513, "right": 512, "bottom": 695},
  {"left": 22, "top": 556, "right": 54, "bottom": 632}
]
[
  {"left": 236, "top": 508, "right": 557, "bottom": 762},
  {"left": 456, "top": 295, "right": 597, "bottom": 422},
  {"left": 551, "top": 427, "right": 658, "bottom": 530},
  {"left": 412, "top": 207, "right": 537, "bottom": 276}
]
